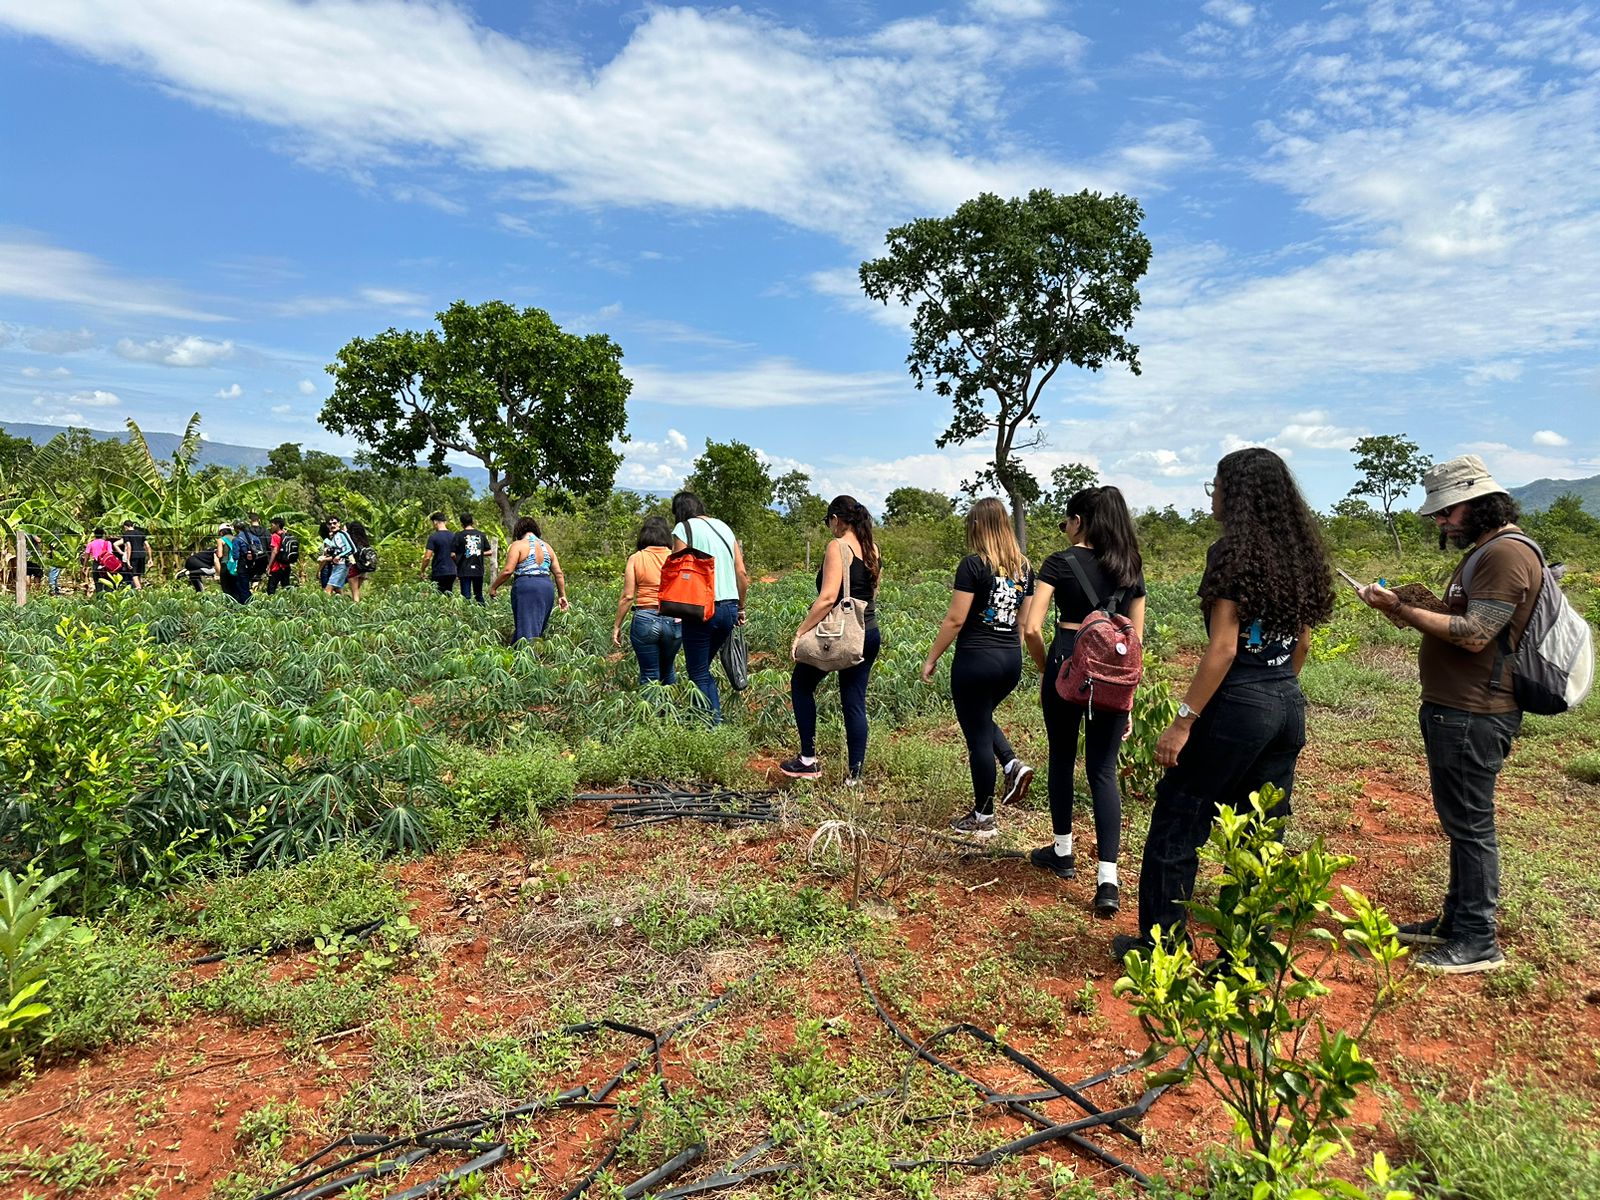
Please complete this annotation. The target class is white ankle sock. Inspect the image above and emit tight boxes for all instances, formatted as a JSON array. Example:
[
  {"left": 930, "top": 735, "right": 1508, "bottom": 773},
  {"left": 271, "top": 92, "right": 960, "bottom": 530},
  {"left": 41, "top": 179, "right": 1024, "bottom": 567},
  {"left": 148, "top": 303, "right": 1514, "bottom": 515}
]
[
  {"left": 1054, "top": 833, "right": 1073, "bottom": 857},
  {"left": 1098, "top": 861, "right": 1118, "bottom": 886},
  {"left": 1003, "top": 757, "right": 1019, "bottom": 775},
  {"left": 799, "top": 755, "right": 815, "bottom": 766}
]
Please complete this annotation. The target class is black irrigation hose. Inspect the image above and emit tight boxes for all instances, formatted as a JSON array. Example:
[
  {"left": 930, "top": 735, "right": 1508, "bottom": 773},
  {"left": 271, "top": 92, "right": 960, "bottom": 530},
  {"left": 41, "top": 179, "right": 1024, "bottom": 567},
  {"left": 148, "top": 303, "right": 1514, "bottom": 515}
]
[
  {"left": 592, "top": 779, "right": 784, "bottom": 829},
  {"left": 186, "top": 918, "right": 386, "bottom": 967}
]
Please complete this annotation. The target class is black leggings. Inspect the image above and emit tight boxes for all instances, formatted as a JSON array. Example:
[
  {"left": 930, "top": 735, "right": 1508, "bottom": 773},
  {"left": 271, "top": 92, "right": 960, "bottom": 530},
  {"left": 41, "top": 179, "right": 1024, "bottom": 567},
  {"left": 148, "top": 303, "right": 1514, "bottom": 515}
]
[
  {"left": 1041, "top": 630, "right": 1128, "bottom": 860},
  {"left": 950, "top": 647, "right": 1021, "bottom": 816},
  {"left": 792, "top": 626, "right": 881, "bottom": 774}
]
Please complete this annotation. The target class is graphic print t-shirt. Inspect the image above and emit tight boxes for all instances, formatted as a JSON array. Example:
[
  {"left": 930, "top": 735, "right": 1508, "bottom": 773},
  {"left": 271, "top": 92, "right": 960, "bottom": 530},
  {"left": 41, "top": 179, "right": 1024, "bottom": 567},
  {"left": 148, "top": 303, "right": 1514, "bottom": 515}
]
[
  {"left": 453, "top": 529, "right": 486, "bottom": 578},
  {"left": 953, "top": 553, "right": 1034, "bottom": 653},
  {"left": 426, "top": 529, "right": 457, "bottom": 577},
  {"left": 1199, "top": 540, "right": 1298, "bottom": 680}
]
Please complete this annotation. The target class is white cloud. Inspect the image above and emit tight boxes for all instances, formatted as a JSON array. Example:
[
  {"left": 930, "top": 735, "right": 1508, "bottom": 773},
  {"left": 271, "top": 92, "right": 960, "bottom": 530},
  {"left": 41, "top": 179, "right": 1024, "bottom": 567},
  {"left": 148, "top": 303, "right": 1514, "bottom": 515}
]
[
  {"left": 358, "top": 286, "right": 427, "bottom": 308},
  {"left": 22, "top": 327, "right": 97, "bottom": 354},
  {"left": 34, "top": 388, "right": 119, "bottom": 409},
  {"left": 967, "top": 0, "right": 1055, "bottom": 20},
  {"left": 37, "top": 410, "right": 86, "bottom": 425},
  {"left": 297, "top": 379, "right": 316, "bottom": 395},
  {"left": 0, "top": 3, "right": 1202, "bottom": 244},
  {"left": 666, "top": 428, "right": 687, "bottom": 451},
  {"left": 19, "top": 366, "right": 71, "bottom": 378},
  {"left": 116, "top": 334, "right": 236, "bottom": 367},
  {"left": 270, "top": 403, "right": 293, "bottom": 415},
  {"left": 1275, "top": 411, "right": 1363, "bottom": 451},
  {"left": 215, "top": 382, "right": 242, "bottom": 398},
  {"left": 628, "top": 359, "right": 908, "bottom": 409},
  {"left": 0, "top": 238, "right": 222, "bottom": 320},
  {"left": 1465, "top": 360, "right": 1523, "bottom": 386},
  {"left": 1202, "top": 1, "right": 1254, "bottom": 29},
  {"left": 1532, "top": 429, "right": 1570, "bottom": 447},
  {"left": 272, "top": 287, "right": 428, "bottom": 317}
]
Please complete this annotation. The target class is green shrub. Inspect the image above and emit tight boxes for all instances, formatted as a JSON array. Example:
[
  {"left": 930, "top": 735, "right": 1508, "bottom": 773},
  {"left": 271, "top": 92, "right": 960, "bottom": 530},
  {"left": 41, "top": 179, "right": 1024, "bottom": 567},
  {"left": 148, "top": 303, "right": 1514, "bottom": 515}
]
[
  {"left": 42, "top": 921, "right": 171, "bottom": 1056},
  {"left": 1399, "top": 1074, "right": 1600, "bottom": 1200},
  {"left": 1566, "top": 751, "right": 1600, "bottom": 784},
  {"left": 1, "top": 869, "right": 87, "bottom": 1070},
  {"left": 445, "top": 744, "right": 579, "bottom": 825},
  {"left": 573, "top": 723, "right": 754, "bottom": 786}
]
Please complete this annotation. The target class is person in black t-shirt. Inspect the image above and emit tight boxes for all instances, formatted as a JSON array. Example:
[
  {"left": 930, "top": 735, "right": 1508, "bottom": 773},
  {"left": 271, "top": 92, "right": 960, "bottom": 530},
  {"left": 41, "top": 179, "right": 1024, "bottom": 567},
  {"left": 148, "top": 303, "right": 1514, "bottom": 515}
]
[
  {"left": 1116, "top": 448, "right": 1334, "bottom": 962},
  {"left": 116, "top": 521, "right": 150, "bottom": 590},
  {"left": 781, "top": 496, "right": 882, "bottom": 784},
  {"left": 420, "top": 512, "right": 457, "bottom": 594},
  {"left": 452, "top": 514, "right": 487, "bottom": 604},
  {"left": 922, "top": 497, "right": 1035, "bottom": 838},
  {"left": 1021, "top": 487, "right": 1146, "bottom": 916}
]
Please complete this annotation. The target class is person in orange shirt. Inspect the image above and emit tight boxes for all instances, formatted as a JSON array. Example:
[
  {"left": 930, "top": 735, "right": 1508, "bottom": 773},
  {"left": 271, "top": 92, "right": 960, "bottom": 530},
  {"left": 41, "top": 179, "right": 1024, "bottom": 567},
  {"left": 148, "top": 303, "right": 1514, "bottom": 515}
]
[{"left": 613, "top": 516, "right": 682, "bottom": 684}]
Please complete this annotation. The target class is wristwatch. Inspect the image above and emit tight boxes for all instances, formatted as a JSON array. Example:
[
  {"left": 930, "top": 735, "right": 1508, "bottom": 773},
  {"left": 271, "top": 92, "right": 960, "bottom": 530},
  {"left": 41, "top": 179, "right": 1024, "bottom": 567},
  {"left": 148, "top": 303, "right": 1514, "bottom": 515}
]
[{"left": 1177, "top": 702, "right": 1200, "bottom": 721}]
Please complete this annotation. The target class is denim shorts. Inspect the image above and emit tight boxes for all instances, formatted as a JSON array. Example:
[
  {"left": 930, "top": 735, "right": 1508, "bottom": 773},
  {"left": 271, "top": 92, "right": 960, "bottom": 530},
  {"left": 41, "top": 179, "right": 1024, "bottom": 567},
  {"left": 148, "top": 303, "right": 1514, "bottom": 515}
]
[{"left": 327, "top": 562, "right": 349, "bottom": 589}]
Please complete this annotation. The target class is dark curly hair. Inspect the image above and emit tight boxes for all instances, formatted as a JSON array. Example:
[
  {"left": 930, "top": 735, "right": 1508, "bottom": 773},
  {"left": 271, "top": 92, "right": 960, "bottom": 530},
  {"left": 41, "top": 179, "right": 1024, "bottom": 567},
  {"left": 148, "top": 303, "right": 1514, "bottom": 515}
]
[
  {"left": 1449, "top": 492, "right": 1520, "bottom": 549},
  {"left": 1200, "top": 448, "right": 1334, "bottom": 636}
]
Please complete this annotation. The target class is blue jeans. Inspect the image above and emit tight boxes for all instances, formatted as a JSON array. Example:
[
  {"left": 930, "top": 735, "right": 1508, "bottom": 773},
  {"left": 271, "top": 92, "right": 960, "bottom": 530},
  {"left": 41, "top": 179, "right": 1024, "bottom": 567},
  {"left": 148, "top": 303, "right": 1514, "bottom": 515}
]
[
  {"left": 1138, "top": 674, "right": 1305, "bottom": 942},
  {"left": 1420, "top": 703, "right": 1521, "bottom": 943},
  {"left": 458, "top": 575, "right": 485, "bottom": 603},
  {"left": 792, "top": 624, "right": 881, "bottom": 775},
  {"left": 630, "top": 609, "right": 683, "bottom": 684},
  {"left": 681, "top": 599, "right": 740, "bottom": 721}
]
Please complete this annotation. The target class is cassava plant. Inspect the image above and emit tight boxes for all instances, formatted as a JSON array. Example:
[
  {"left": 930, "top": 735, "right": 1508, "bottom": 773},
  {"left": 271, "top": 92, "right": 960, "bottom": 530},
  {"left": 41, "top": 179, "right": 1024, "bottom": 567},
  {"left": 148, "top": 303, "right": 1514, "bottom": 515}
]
[
  {"left": 0, "top": 868, "right": 86, "bottom": 1071},
  {"left": 1114, "top": 785, "right": 1408, "bottom": 1197}
]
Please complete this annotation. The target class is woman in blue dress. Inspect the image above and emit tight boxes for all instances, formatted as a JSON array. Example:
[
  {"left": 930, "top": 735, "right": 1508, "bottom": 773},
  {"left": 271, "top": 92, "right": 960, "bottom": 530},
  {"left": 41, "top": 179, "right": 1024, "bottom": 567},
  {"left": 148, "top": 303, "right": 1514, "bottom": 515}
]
[{"left": 489, "top": 517, "right": 569, "bottom": 643}]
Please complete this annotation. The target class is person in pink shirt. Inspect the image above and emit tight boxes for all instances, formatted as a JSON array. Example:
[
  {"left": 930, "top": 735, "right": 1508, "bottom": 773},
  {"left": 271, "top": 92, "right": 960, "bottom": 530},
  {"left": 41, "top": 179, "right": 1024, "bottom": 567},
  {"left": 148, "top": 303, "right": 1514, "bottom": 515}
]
[{"left": 81, "top": 526, "right": 117, "bottom": 593}]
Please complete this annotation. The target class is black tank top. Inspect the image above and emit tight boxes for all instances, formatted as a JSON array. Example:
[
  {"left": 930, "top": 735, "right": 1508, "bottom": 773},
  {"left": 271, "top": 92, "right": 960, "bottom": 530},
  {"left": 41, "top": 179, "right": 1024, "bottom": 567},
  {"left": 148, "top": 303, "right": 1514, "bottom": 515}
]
[{"left": 815, "top": 552, "right": 878, "bottom": 624}]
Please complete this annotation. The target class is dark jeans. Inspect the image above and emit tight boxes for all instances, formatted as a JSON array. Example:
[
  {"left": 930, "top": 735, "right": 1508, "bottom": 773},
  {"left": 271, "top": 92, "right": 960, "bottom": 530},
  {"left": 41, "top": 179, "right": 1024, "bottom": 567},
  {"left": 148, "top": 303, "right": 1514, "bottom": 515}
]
[
  {"left": 458, "top": 575, "right": 485, "bottom": 603},
  {"left": 266, "top": 570, "right": 291, "bottom": 594},
  {"left": 792, "top": 624, "right": 882, "bottom": 774},
  {"left": 1041, "top": 630, "right": 1128, "bottom": 860},
  {"left": 1420, "top": 702, "right": 1521, "bottom": 943},
  {"left": 950, "top": 647, "right": 1022, "bottom": 816},
  {"left": 433, "top": 575, "right": 456, "bottom": 594},
  {"left": 630, "top": 609, "right": 683, "bottom": 684},
  {"left": 1138, "top": 674, "right": 1306, "bottom": 942},
  {"left": 223, "top": 569, "right": 251, "bottom": 604},
  {"left": 681, "top": 599, "right": 740, "bottom": 722}
]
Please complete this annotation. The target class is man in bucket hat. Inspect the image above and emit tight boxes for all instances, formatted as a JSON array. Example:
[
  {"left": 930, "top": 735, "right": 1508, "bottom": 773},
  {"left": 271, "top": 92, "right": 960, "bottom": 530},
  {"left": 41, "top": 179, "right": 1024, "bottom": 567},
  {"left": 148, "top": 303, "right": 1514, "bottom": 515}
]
[{"left": 1356, "top": 454, "right": 1542, "bottom": 973}]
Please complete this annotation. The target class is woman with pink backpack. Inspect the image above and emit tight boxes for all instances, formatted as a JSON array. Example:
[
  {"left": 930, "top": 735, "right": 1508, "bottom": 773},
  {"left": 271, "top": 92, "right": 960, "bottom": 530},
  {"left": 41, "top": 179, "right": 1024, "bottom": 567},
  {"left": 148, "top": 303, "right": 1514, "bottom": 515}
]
[{"left": 1021, "top": 486, "right": 1146, "bottom": 917}]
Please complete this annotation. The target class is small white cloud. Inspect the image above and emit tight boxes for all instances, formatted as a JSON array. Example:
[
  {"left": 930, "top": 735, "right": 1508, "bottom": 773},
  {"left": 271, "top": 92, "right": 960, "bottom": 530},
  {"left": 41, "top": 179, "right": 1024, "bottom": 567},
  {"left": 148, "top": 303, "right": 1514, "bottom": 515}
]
[
  {"left": 297, "top": 379, "right": 316, "bottom": 395},
  {"left": 666, "top": 428, "right": 688, "bottom": 450},
  {"left": 1202, "top": 0, "right": 1254, "bottom": 28},
  {"left": 1465, "top": 360, "right": 1523, "bottom": 386},
  {"left": 34, "top": 388, "right": 118, "bottom": 410},
  {"left": 24, "top": 327, "right": 96, "bottom": 354},
  {"left": 1532, "top": 429, "right": 1570, "bottom": 447},
  {"left": 967, "top": 0, "right": 1055, "bottom": 20},
  {"left": 41, "top": 411, "right": 86, "bottom": 425},
  {"left": 271, "top": 403, "right": 293, "bottom": 415},
  {"left": 116, "top": 335, "right": 235, "bottom": 368},
  {"left": 216, "top": 383, "right": 243, "bottom": 399},
  {"left": 20, "top": 366, "right": 71, "bottom": 378},
  {"left": 358, "top": 287, "right": 427, "bottom": 307}
]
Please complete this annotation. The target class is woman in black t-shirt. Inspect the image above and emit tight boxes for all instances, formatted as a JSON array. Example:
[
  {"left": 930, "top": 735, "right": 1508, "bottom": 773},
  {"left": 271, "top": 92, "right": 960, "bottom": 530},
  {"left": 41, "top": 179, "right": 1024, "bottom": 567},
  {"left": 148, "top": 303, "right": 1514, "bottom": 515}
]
[
  {"left": 1021, "top": 487, "right": 1146, "bottom": 916},
  {"left": 922, "top": 498, "right": 1035, "bottom": 838},
  {"left": 782, "top": 496, "right": 881, "bottom": 783},
  {"left": 1118, "top": 448, "right": 1334, "bottom": 959}
]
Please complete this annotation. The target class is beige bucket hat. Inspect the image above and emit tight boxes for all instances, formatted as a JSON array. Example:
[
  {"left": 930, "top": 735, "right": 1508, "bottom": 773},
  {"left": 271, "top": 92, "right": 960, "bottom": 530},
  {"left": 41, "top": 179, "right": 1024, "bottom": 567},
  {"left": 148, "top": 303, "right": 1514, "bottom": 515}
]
[{"left": 1418, "top": 454, "right": 1508, "bottom": 516}]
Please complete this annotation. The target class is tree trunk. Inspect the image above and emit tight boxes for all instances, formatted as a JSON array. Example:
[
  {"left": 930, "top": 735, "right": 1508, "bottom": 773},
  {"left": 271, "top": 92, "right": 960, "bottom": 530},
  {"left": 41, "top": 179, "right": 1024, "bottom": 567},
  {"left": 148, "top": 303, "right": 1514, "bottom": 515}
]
[
  {"left": 1387, "top": 511, "right": 1402, "bottom": 559},
  {"left": 1004, "top": 479, "right": 1029, "bottom": 554},
  {"left": 489, "top": 475, "right": 518, "bottom": 534},
  {"left": 13, "top": 532, "right": 24, "bottom": 607}
]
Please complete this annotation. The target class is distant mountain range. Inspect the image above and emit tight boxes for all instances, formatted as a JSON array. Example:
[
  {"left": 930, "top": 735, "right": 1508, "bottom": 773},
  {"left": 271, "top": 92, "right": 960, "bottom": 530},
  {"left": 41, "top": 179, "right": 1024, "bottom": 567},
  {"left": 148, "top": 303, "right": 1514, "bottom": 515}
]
[
  {"left": 1, "top": 420, "right": 490, "bottom": 491},
  {"left": 1507, "top": 475, "right": 1600, "bottom": 517}
]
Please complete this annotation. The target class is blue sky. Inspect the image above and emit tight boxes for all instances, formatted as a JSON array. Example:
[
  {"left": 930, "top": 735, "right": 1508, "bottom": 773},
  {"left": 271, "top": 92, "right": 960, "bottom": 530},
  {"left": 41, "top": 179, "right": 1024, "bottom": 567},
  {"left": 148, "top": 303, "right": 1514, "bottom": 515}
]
[{"left": 1, "top": 0, "right": 1597, "bottom": 514}]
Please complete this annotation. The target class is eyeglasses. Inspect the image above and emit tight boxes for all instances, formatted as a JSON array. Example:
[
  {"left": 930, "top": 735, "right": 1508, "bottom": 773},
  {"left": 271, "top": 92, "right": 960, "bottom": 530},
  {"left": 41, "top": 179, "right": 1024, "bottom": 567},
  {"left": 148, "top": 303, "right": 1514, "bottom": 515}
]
[{"left": 1203, "top": 480, "right": 1216, "bottom": 497}]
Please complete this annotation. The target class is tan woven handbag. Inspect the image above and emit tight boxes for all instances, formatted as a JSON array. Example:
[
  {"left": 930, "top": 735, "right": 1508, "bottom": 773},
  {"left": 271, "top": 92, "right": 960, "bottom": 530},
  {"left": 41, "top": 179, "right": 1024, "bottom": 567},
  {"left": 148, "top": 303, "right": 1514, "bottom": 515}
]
[{"left": 793, "top": 544, "right": 867, "bottom": 671}]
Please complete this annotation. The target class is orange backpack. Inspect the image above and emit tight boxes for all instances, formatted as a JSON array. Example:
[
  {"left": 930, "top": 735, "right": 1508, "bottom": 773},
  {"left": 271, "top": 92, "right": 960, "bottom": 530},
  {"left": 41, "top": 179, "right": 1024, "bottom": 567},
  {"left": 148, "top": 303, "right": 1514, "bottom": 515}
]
[{"left": 658, "top": 519, "right": 720, "bottom": 622}]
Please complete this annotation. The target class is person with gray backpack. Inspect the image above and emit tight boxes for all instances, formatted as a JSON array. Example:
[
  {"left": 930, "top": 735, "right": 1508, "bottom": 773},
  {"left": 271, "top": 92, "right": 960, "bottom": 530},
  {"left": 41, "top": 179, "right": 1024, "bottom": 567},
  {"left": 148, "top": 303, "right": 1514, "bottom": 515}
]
[{"left": 1359, "top": 454, "right": 1595, "bottom": 975}]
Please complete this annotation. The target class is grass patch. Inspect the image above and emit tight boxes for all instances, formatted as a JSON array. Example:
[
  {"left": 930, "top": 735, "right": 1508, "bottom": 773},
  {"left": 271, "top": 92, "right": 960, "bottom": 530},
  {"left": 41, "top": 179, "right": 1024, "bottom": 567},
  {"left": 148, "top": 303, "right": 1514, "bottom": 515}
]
[{"left": 1398, "top": 1074, "right": 1600, "bottom": 1200}]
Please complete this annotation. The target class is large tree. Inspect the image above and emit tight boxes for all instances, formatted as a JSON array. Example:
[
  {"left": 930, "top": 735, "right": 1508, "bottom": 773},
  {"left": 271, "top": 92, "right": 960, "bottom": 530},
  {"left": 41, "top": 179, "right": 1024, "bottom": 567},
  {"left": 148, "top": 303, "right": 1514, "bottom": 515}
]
[
  {"left": 860, "top": 189, "right": 1150, "bottom": 549},
  {"left": 683, "top": 439, "right": 774, "bottom": 532},
  {"left": 321, "top": 300, "right": 631, "bottom": 530},
  {"left": 882, "top": 486, "right": 956, "bottom": 526},
  {"left": 1347, "top": 434, "right": 1431, "bottom": 558}
]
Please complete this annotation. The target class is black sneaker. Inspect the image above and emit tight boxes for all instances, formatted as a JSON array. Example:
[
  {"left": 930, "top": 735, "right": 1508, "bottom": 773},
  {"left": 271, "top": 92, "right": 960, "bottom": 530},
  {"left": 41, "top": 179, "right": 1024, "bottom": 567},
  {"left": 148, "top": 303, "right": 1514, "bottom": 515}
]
[
  {"left": 1029, "top": 845, "right": 1076, "bottom": 879},
  {"left": 1396, "top": 916, "right": 1451, "bottom": 947},
  {"left": 1111, "top": 933, "right": 1154, "bottom": 963},
  {"left": 1000, "top": 761, "right": 1035, "bottom": 806},
  {"left": 1414, "top": 938, "right": 1506, "bottom": 974},
  {"left": 949, "top": 811, "right": 998, "bottom": 839},
  {"left": 1093, "top": 882, "right": 1120, "bottom": 917},
  {"left": 779, "top": 756, "right": 822, "bottom": 779}
]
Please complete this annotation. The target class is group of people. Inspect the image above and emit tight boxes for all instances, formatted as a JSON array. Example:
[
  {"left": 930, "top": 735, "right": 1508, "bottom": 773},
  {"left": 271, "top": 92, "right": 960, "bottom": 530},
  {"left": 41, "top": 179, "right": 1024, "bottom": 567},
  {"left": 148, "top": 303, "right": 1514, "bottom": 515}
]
[
  {"left": 179, "top": 514, "right": 373, "bottom": 602},
  {"left": 602, "top": 453, "right": 1548, "bottom": 978}
]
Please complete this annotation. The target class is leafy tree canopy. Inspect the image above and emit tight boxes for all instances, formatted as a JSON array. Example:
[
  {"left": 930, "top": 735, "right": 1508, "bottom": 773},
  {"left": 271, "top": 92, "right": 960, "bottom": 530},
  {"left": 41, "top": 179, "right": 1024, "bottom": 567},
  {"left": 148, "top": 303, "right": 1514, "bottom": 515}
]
[
  {"left": 1347, "top": 434, "right": 1431, "bottom": 556},
  {"left": 860, "top": 188, "right": 1150, "bottom": 547},
  {"left": 683, "top": 440, "right": 774, "bottom": 532},
  {"left": 774, "top": 469, "right": 828, "bottom": 529},
  {"left": 321, "top": 300, "right": 632, "bottom": 530},
  {"left": 1034, "top": 461, "right": 1101, "bottom": 522},
  {"left": 882, "top": 486, "right": 956, "bottom": 526}
]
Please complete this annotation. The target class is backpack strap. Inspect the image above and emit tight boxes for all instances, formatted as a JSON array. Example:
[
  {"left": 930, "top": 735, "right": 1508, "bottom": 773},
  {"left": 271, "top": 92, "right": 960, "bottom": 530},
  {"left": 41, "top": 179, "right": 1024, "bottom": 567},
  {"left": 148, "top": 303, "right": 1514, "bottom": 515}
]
[
  {"left": 1063, "top": 551, "right": 1127, "bottom": 618},
  {"left": 1458, "top": 531, "right": 1545, "bottom": 694},
  {"left": 692, "top": 516, "right": 734, "bottom": 558}
]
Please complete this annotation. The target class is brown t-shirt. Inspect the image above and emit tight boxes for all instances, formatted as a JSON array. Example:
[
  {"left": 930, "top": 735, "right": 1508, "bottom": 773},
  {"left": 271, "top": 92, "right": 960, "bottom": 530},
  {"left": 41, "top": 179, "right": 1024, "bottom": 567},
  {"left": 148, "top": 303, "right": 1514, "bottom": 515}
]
[{"left": 1418, "top": 530, "right": 1543, "bottom": 713}]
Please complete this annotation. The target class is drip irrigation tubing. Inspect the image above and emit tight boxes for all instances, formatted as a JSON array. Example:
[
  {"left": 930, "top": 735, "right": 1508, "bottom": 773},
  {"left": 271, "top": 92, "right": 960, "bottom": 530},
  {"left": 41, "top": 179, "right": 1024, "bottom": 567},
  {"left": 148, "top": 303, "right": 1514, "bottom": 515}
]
[{"left": 577, "top": 778, "right": 783, "bottom": 828}]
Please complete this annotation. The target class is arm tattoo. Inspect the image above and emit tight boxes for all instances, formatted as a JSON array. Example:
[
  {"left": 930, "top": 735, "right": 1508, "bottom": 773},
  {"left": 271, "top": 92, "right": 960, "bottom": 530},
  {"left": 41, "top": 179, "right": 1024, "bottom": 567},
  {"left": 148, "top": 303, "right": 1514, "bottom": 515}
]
[{"left": 1445, "top": 598, "right": 1516, "bottom": 651}]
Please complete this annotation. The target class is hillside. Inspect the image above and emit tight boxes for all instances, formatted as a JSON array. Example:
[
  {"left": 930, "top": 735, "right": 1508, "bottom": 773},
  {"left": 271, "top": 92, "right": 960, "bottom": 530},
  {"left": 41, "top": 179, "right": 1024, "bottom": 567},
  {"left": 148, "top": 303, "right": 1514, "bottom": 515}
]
[{"left": 1509, "top": 474, "right": 1600, "bottom": 516}]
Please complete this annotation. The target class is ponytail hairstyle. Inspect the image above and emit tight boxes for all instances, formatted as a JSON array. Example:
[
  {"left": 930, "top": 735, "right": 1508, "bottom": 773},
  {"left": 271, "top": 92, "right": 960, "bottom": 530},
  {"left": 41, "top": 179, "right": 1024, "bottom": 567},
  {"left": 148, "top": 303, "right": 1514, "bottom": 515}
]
[
  {"left": 826, "top": 494, "right": 879, "bottom": 583},
  {"left": 1073, "top": 485, "right": 1143, "bottom": 590},
  {"left": 1200, "top": 448, "right": 1334, "bottom": 636},
  {"left": 965, "top": 497, "right": 1027, "bottom": 580}
]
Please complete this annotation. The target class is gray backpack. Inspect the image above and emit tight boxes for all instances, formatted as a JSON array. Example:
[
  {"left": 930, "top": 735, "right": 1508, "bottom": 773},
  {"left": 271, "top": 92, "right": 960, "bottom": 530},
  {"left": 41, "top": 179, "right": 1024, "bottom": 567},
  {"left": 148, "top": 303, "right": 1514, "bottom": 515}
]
[{"left": 1461, "top": 532, "right": 1594, "bottom": 715}]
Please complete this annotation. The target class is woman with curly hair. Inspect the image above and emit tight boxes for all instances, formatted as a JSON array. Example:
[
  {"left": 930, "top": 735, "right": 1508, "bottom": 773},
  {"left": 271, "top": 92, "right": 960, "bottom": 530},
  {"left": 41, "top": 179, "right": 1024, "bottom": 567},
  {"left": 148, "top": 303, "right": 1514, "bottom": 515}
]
[{"left": 1117, "top": 448, "right": 1334, "bottom": 958}]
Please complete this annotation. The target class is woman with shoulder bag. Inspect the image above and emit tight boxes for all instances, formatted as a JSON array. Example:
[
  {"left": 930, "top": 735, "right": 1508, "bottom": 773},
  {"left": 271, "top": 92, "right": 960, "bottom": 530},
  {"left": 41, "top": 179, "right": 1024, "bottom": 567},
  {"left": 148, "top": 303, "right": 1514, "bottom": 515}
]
[
  {"left": 491, "top": 516, "right": 569, "bottom": 643},
  {"left": 669, "top": 491, "right": 748, "bottom": 723},
  {"left": 922, "top": 497, "right": 1036, "bottom": 839},
  {"left": 1021, "top": 486, "right": 1146, "bottom": 916},
  {"left": 1116, "top": 448, "right": 1333, "bottom": 961},
  {"left": 613, "top": 516, "right": 682, "bottom": 684},
  {"left": 782, "top": 496, "right": 882, "bottom": 784}
]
